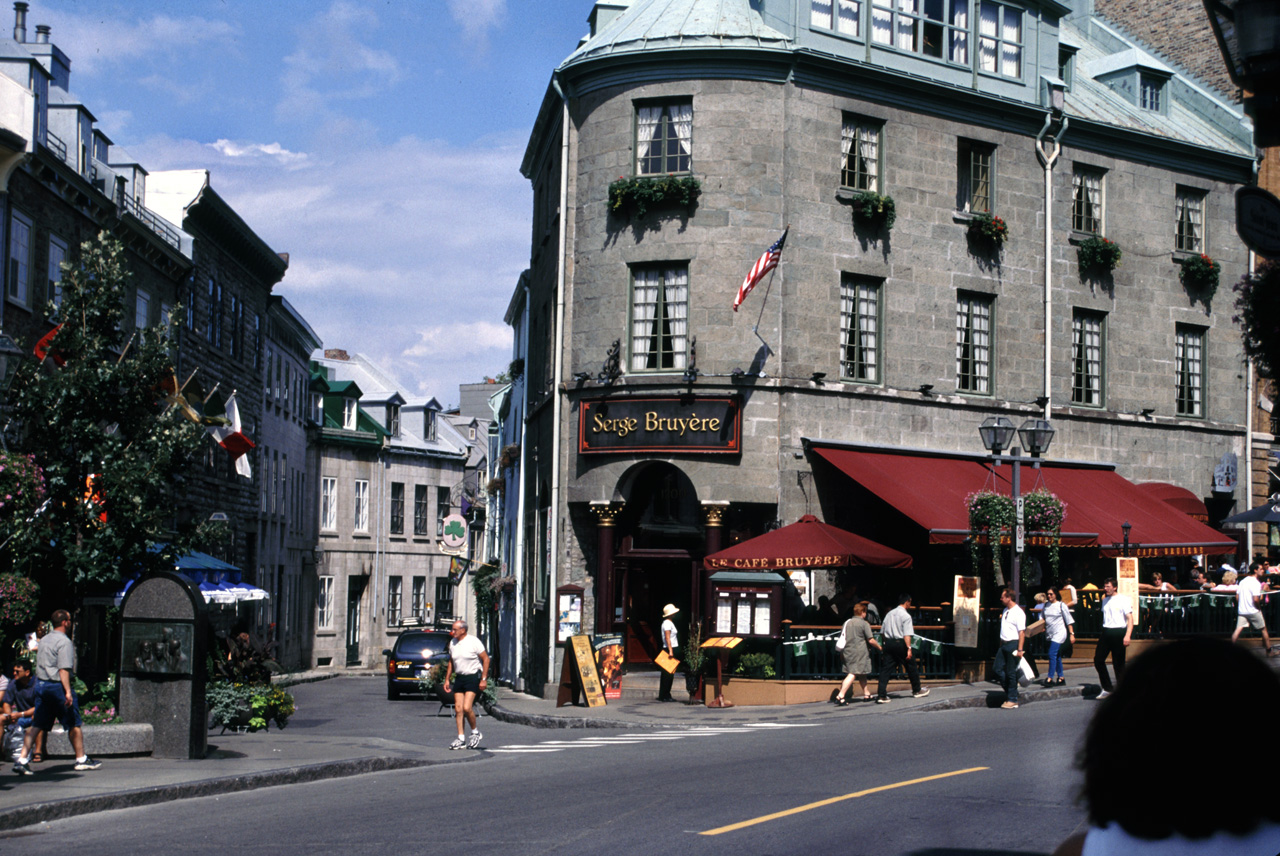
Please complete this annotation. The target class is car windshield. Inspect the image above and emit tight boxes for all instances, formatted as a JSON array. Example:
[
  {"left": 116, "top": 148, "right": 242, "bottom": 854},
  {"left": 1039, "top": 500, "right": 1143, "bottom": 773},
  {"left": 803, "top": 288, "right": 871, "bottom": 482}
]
[{"left": 394, "top": 633, "right": 450, "bottom": 659}]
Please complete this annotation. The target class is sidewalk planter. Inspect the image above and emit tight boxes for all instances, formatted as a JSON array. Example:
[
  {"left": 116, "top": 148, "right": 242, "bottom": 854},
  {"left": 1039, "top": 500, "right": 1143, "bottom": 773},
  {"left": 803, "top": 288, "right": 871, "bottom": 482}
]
[
  {"left": 1076, "top": 235, "right": 1121, "bottom": 276},
  {"left": 206, "top": 682, "right": 295, "bottom": 733},
  {"left": 608, "top": 175, "right": 700, "bottom": 220}
]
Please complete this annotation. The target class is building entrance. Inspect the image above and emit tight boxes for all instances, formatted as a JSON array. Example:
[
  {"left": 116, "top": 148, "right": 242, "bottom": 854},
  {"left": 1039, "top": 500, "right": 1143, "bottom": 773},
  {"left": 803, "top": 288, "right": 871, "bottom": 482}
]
[{"left": 622, "top": 558, "right": 693, "bottom": 664}]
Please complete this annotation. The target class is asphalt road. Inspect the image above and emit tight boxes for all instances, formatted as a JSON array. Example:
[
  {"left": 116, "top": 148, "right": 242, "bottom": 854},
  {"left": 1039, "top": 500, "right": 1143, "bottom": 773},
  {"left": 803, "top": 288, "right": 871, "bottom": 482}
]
[{"left": 5, "top": 680, "right": 1094, "bottom": 856}]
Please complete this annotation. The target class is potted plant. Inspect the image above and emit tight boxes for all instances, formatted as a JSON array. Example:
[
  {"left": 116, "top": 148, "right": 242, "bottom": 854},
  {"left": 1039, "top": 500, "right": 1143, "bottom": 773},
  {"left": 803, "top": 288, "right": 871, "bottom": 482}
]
[
  {"left": 967, "top": 490, "right": 1016, "bottom": 586},
  {"left": 848, "top": 191, "right": 897, "bottom": 232},
  {"left": 1077, "top": 236, "right": 1122, "bottom": 276},
  {"left": 1179, "top": 253, "right": 1220, "bottom": 295},
  {"left": 734, "top": 652, "right": 777, "bottom": 679},
  {"left": 967, "top": 212, "right": 1008, "bottom": 250},
  {"left": 1022, "top": 489, "right": 1066, "bottom": 578},
  {"left": 608, "top": 174, "right": 701, "bottom": 220},
  {"left": 684, "top": 620, "right": 705, "bottom": 700}
]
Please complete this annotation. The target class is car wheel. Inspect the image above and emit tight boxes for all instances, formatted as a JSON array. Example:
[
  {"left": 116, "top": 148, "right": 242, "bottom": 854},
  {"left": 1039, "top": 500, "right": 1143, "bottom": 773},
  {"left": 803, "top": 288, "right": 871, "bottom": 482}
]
[{"left": 387, "top": 682, "right": 401, "bottom": 701}]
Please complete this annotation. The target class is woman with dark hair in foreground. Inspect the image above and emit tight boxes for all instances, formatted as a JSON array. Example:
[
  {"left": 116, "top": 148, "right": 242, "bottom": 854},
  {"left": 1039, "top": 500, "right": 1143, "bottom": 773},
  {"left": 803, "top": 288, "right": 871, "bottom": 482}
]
[{"left": 1054, "top": 637, "right": 1280, "bottom": 854}]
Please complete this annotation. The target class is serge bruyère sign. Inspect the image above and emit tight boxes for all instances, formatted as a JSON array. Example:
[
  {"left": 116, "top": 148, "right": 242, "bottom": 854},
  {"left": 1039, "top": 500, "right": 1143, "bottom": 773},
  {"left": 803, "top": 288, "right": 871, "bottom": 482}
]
[{"left": 578, "top": 396, "right": 741, "bottom": 455}]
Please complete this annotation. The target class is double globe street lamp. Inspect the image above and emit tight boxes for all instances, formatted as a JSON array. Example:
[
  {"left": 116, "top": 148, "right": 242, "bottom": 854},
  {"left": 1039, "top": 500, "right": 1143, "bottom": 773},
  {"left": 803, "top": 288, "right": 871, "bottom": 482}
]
[{"left": 977, "top": 416, "right": 1056, "bottom": 604}]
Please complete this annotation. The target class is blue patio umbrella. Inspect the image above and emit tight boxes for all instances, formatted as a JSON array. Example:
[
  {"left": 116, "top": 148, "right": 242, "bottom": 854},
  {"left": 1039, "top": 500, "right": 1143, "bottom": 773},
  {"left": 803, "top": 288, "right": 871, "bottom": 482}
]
[{"left": 1220, "top": 497, "right": 1280, "bottom": 526}]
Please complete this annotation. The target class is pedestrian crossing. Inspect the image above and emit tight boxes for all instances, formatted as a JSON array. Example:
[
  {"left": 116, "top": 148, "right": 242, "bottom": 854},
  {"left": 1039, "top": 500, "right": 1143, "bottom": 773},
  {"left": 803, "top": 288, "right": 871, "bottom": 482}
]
[{"left": 487, "top": 722, "right": 820, "bottom": 754}]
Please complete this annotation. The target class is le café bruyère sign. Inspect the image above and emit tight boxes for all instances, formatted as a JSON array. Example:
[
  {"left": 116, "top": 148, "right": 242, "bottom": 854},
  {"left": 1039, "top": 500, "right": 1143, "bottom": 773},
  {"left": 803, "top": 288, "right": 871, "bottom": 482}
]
[{"left": 578, "top": 396, "right": 741, "bottom": 455}]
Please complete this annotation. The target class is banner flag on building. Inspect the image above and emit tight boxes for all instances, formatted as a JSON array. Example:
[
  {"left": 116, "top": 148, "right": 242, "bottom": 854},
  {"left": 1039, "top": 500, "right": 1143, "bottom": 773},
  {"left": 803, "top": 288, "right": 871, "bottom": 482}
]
[
  {"left": 33, "top": 323, "right": 66, "bottom": 367},
  {"left": 207, "top": 392, "right": 255, "bottom": 478},
  {"left": 733, "top": 228, "right": 788, "bottom": 312}
]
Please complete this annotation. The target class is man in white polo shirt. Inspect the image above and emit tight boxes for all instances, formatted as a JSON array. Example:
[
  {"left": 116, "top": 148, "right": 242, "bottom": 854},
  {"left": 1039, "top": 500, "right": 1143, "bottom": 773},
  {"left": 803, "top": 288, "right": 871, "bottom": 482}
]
[
  {"left": 1094, "top": 578, "right": 1132, "bottom": 700},
  {"left": 992, "top": 587, "right": 1026, "bottom": 710},
  {"left": 1231, "top": 562, "right": 1273, "bottom": 654}
]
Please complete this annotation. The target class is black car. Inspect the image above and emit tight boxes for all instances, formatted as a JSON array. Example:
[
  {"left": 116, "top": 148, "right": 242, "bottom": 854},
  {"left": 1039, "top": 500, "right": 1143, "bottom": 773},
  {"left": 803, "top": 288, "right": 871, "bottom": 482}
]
[{"left": 383, "top": 630, "right": 453, "bottom": 700}]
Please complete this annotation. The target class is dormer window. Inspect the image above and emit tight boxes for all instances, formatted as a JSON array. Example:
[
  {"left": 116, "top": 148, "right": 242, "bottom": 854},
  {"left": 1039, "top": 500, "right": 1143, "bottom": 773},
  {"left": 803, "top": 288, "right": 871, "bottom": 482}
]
[
  {"left": 424, "top": 409, "right": 438, "bottom": 442},
  {"left": 1059, "top": 46, "right": 1077, "bottom": 90},
  {"left": 1140, "top": 73, "right": 1164, "bottom": 112},
  {"left": 343, "top": 398, "right": 357, "bottom": 430},
  {"left": 310, "top": 392, "right": 323, "bottom": 424},
  {"left": 387, "top": 404, "right": 401, "bottom": 437}
]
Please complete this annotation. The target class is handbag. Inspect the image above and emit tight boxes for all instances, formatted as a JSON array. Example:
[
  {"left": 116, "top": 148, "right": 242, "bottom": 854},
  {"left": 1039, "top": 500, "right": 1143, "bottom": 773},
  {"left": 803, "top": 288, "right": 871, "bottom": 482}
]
[{"left": 835, "top": 623, "right": 848, "bottom": 652}]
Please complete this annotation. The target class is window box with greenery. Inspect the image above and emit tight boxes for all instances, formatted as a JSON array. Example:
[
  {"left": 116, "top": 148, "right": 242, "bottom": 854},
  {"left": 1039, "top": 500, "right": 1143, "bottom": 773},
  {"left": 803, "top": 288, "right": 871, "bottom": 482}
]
[
  {"left": 967, "top": 212, "right": 1008, "bottom": 250},
  {"left": 1178, "top": 253, "right": 1219, "bottom": 295},
  {"left": 1077, "top": 236, "right": 1121, "bottom": 276},
  {"left": 608, "top": 175, "right": 701, "bottom": 220},
  {"left": 845, "top": 191, "right": 896, "bottom": 232}
]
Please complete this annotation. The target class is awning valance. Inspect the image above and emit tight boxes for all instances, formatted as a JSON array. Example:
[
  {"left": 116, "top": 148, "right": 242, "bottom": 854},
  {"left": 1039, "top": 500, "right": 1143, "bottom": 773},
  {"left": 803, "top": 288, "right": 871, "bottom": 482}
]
[
  {"left": 811, "top": 445, "right": 1237, "bottom": 558},
  {"left": 703, "top": 514, "right": 912, "bottom": 570}
]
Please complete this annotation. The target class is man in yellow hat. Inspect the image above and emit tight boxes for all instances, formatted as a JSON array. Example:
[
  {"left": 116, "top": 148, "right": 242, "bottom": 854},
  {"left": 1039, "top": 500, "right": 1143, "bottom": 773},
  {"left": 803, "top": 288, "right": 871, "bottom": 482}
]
[{"left": 658, "top": 604, "right": 679, "bottom": 702}]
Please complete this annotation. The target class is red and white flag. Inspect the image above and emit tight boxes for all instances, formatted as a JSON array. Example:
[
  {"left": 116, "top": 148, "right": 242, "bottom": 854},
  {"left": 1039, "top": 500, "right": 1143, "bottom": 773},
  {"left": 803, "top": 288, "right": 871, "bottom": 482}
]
[
  {"left": 733, "top": 229, "right": 788, "bottom": 312},
  {"left": 208, "top": 392, "right": 254, "bottom": 478}
]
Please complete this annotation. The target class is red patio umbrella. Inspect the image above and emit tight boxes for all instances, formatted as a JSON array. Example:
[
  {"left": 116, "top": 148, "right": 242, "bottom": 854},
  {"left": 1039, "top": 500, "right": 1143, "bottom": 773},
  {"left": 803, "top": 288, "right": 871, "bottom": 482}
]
[{"left": 703, "top": 514, "right": 912, "bottom": 570}]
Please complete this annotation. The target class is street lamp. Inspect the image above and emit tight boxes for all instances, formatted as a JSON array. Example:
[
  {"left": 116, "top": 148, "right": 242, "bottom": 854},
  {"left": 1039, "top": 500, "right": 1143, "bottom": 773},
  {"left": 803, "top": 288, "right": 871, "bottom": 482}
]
[
  {"left": 1204, "top": 0, "right": 1280, "bottom": 146},
  {"left": 977, "top": 416, "right": 1055, "bottom": 604}
]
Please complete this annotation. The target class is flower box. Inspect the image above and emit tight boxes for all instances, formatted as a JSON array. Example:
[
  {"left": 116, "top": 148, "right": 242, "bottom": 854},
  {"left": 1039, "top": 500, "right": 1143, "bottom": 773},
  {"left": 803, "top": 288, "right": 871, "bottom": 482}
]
[
  {"left": 608, "top": 175, "right": 701, "bottom": 220},
  {"left": 1077, "top": 236, "right": 1122, "bottom": 275}
]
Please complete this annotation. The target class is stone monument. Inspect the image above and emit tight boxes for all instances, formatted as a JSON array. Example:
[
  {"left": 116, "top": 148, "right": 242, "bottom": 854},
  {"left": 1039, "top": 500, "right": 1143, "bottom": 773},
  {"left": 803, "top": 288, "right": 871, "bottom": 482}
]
[{"left": 119, "top": 572, "right": 208, "bottom": 759}]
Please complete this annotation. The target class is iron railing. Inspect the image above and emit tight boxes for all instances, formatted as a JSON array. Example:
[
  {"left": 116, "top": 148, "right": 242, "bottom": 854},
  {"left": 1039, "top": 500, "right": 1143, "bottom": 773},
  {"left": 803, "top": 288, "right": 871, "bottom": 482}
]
[{"left": 120, "top": 193, "right": 181, "bottom": 250}]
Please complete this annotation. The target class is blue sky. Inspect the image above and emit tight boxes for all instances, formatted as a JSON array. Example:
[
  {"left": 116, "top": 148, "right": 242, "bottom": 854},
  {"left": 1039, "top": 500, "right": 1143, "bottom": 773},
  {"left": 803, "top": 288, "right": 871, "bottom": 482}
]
[{"left": 36, "top": 0, "right": 589, "bottom": 406}]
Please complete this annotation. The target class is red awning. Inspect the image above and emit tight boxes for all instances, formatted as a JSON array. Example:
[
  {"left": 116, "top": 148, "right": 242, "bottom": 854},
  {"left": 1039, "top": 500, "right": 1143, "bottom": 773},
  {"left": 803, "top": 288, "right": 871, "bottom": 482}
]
[
  {"left": 703, "top": 514, "right": 912, "bottom": 570},
  {"left": 1137, "top": 482, "right": 1210, "bottom": 522},
  {"left": 812, "top": 445, "right": 1237, "bottom": 558}
]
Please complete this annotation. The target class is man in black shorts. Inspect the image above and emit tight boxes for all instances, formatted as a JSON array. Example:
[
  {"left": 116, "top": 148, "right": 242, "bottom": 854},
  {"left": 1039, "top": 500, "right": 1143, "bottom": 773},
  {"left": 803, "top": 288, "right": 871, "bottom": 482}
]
[{"left": 442, "top": 620, "right": 489, "bottom": 750}]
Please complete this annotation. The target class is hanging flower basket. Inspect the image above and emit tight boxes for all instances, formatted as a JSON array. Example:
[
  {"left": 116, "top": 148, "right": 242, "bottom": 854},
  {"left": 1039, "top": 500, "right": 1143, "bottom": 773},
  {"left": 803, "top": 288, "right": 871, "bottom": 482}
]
[
  {"left": 967, "top": 212, "right": 1008, "bottom": 249},
  {"left": 967, "top": 491, "right": 1015, "bottom": 586},
  {"left": 848, "top": 191, "right": 897, "bottom": 232},
  {"left": 1022, "top": 489, "right": 1065, "bottom": 578},
  {"left": 1235, "top": 261, "right": 1280, "bottom": 378},
  {"left": 1179, "top": 253, "right": 1220, "bottom": 295},
  {"left": 1077, "top": 236, "right": 1122, "bottom": 276},
  {"left": 608, "top": 175, "right": 701, "bottom": 220}
]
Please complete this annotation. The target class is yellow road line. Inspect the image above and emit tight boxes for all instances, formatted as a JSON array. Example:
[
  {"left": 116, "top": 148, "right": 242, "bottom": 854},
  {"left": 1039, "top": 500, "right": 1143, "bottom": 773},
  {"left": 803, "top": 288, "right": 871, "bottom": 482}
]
[{"left": 699, "top": 766, "right": 989, "bottom": 836}]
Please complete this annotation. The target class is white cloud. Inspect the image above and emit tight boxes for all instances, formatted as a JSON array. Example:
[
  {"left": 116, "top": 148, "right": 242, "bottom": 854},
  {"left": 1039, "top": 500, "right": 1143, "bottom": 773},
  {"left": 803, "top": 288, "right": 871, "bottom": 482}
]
[
  {"left": 446, "top": 0, "right": 507, "bottom": 51},
  {"left": 208, "top": 139, "right": 308, "bottom": 167},
  {"left": 404, "top": 322, "right": 512, "bottom": 358},
  {"left": 27, "top": 10, "right": 239, "bottom": 76}
]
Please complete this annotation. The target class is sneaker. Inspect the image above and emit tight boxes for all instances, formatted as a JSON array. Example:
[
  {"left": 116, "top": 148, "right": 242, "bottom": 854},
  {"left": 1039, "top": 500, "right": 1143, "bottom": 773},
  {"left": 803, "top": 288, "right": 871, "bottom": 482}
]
[
  {"left": 912, "top": 688, "right": 931, "bottom": 698},
  {"left": 1096, "top": 690, "right": 1111, "bottom": 700},
  {"left": 467, "top": 730, "right": 482, "bottom": 749},
  {"left": 875, "top": 696, "right": 891, "bottom": 704},
  {"left": 12, "top": 759, "right": 32, "bottom": 776},
  {"left": 73, "top": 757, "right": 101, "bottom": 771},
  {"left": 449, "top": 737, "right": 466, "bottom": 750},
  {"left": 1000, "top": 701, "right": 1019, "bottom": 709}
]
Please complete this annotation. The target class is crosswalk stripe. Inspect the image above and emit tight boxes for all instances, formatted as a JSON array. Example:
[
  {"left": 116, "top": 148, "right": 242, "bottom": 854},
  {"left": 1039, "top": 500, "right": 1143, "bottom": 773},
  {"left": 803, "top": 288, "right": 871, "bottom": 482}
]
[{"left": 493, "top": 721, "right": 820, "bottom": 753}]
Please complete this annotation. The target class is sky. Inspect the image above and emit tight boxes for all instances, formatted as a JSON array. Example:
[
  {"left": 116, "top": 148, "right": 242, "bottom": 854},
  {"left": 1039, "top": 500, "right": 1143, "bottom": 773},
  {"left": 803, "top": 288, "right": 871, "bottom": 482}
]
[{"left": 33, "top": 0, "right": 590, "bottom": 407}]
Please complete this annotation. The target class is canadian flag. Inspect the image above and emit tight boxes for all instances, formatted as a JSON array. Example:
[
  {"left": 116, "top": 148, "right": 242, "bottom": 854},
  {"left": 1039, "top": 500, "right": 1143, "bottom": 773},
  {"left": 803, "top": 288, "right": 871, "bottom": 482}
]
[{"left": 208, "top": 392, "right": 254, "bottom": 478}]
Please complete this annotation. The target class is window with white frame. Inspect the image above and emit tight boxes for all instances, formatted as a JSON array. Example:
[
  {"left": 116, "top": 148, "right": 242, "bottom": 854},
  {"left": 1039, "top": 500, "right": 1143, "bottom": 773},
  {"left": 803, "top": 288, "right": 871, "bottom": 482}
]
[
  {"left": 320, "top": 476, "right": 337, "bottom": 530},
  {"left": 47, "top": 235, "right": 66, "bottom": 311},
  {"left": 317, "top": 576, "right": 334, "bottom": 630},
  {"left": 839, "top": 275, "right": 881, "bottom": 383},
  {"left": 630, "top": 264, "right": 689, "bottom": 372},
  {"left": 1071, "top": 310, "right": 1105, "bottom": 407},
  {"left": 354, "top": 479, "right": 369, "bottom": 532},
  {"left": 1140, "top": 74, "right": 1164, "bottom": 111},
  {"left": 135, "top": 291, "right": 151, "bottom": 330},
  {"left": 955, "top": 293, "right": 993, "bottom": 394},
  {"left": 871, "top": 0, "right": 970, "bottom": 63},
  {"left": 414, "top": 485, "right": 430, "bottom": 536},
  {"left": 387, "top": 576, "right": 402, "bottom": 626},
  {"left": 386, "top": 404, "right": 401, "bottom": 437},
  {"left": 424, "top": 409, "right": 438, "bottom": 441},
  {"left": 7, "top": 210, "right": 31, "bottom": 305},
  {"left": 635, "top": 101, "right": 692, "bottom": 176},
  {"left": 1072, "top": 168, "right": 1105, "bottom": 235},
  {"left": 1175, "top": 187, "right": 1206, "bottom": 253},
  {"left": 957, "top": 139, "right": 995, "bottom": 214},
  {"left": 841, "top": 116, "right": 882, "bottom": 192},
  {"left": 343, "top": 398, "right": 358, "bottom": 430},
  {"left": 812, "top": 0, "right": 861, "bottom": 37},
  {"left": 411, "top": 576, "right": 426, "bottom": 621},
  {"left": 978, "top": 0, "right": 1022, "bottom": 79},
  {"left": 1175, "top": 325, "right": 1205, "bottom": 418}
]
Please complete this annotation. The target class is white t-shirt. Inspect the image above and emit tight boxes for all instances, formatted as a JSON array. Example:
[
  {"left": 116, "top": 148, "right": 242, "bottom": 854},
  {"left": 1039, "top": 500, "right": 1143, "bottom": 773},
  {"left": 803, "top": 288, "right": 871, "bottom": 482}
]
[
  {"left": 999, "top": 604, "right": 1026, "bottom": 642},
  {"left": 1238, "top": 575, "right": 1263, "bottom": 616},
  {"left": 1042, "top": 601, "right": 1074, "bottom": 644},
  {"left": 1101, "top": 594, "right": 1132, "bottom": 629},
  {"left": 661, "top": 618, "right": 679, "bottom": 651},
  {"left": 449, "top": 634, "right": 487, "bottom": 675}
]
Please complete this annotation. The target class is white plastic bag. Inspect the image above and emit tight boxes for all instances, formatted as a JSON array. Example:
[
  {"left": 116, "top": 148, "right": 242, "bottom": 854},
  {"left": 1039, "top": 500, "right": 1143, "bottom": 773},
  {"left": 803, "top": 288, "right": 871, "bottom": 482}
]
[{"left": 1017, "top": 655, "right": 1034, "bottom": 686}]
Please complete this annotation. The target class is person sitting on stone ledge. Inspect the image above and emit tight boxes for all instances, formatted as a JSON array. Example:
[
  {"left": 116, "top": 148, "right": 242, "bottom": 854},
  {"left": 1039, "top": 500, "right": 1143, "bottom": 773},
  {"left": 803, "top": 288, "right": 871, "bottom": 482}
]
[{"left": 1, "top": 660, "right": 44, "bottom": 763}]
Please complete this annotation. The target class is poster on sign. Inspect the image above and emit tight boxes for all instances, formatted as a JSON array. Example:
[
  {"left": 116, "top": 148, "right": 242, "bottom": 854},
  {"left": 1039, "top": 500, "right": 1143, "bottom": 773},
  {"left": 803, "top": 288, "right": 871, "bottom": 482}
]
[
  {"left": 1116, "top": 557, "right": 1139, "bottom": 610},
  {"left": 953, "top": 575, "right": 981, "bottom": 649},
  {"left": 593, "top": 634, "right": 624, "bottom": 699}
]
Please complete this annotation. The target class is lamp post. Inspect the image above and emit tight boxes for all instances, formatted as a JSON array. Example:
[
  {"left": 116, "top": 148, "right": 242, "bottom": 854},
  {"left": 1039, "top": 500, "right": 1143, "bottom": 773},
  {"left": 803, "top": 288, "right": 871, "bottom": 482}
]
[
  {"left": 1204, "top": 0, "right": 1280, "bottom": 147},
  {"left": 978, "top": 416, "right": 1055, "bottom": 604}
]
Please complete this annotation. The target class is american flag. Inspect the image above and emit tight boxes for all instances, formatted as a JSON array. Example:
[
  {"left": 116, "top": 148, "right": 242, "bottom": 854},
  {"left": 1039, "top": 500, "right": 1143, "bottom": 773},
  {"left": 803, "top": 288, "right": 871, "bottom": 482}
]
[{"left": 733, "top": 229, "right": 788, "bottom": 312}]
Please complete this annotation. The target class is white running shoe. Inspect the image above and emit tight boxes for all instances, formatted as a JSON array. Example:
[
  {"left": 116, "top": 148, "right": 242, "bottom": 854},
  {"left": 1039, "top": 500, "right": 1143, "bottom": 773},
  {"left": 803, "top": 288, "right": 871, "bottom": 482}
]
[
  {"left": 449, "top": 736, "right": 466, "bottom": 750},
  {"left": 467, "top": 730, "right": 482, "bottom": 749}
]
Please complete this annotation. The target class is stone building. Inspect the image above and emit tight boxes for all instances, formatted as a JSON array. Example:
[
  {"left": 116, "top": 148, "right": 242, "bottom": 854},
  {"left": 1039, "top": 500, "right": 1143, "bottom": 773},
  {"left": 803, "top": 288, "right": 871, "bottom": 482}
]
[
  {"left": 310, "top": 350, "right": 469, "bottom": 669},
  {"left": 510, "top": 0, "right": 1256, "bottom": 693}
]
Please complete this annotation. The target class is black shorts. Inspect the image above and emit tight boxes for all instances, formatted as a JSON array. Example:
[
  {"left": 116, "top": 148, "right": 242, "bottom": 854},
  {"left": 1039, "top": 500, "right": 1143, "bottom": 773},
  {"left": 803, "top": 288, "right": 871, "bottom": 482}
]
[{"left": 452, "top": 672, "right": 481, "bottom": 694}]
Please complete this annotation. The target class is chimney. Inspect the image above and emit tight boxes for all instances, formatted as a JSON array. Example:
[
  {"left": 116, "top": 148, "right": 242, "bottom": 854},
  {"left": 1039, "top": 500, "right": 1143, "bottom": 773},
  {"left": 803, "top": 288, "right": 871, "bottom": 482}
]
[
  {"left": 12, "top": 2, "right": 26, "bottom": 43},
  {"left": 34, "top": 23, "right": 48, "bottom": 43},
  {"left": 324, "top": 349, "right": 350, "bottom": 361}
]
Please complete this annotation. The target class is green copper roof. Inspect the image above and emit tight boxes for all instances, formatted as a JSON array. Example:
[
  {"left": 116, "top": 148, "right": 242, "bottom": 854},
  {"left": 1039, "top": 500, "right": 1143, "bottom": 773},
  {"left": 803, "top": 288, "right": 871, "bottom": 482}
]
[{"left": 562, "top": 0, "right": 789, "bottom": 68}]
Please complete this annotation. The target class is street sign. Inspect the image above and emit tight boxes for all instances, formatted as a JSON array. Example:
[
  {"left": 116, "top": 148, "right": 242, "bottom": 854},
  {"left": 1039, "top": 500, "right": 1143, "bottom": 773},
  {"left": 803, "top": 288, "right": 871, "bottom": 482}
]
[
  {"left": 441, "top": 513, "right": 468, "bottom": 554},
  {"left": 1015, "top": 497, "right": 1025, "bottom": 553},
  {"left": 1236, "top": 186, "right": 1280, "bottom": 257}
]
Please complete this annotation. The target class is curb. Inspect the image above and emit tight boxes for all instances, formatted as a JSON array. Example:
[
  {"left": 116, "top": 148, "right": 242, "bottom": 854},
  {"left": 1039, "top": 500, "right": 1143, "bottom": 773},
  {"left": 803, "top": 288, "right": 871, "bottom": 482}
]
[
  {"left": 486, "top": 703, "right": 667, "bottom": 730},
  {"left": 912, "top": 685, "right": 1087, "bottom": 712},
  {"left": 0, "top": 752, "right": 487, "bottom": 832}
]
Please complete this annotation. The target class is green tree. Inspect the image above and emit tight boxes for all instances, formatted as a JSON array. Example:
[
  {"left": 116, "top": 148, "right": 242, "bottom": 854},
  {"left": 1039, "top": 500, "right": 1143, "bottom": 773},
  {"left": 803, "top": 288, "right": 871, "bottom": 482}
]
[{"left": 4, "top": 233, "right": 209, "bottom": 597}]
